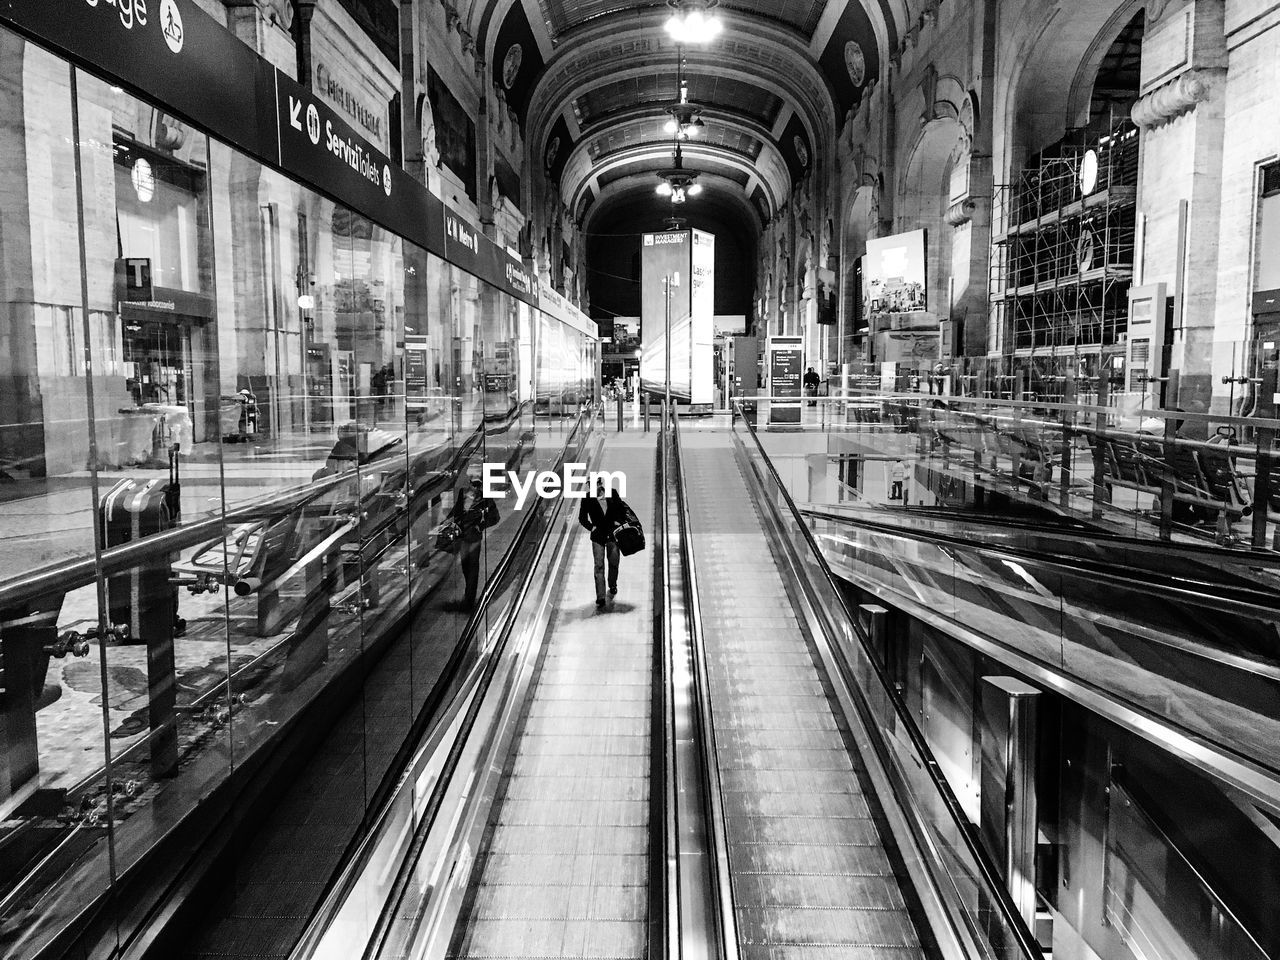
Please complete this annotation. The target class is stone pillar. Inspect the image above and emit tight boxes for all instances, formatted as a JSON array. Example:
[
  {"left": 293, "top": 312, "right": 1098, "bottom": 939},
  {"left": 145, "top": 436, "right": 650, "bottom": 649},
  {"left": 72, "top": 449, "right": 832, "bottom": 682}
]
[
  {"left": 398, "top": 1, "right": 425, "bottom": 188},
  {"left": 1130, "top": 0, "right": 1227, "bottom": 414},
  {"left": 947, "top": 149, "right": 993, "bottom": 358}
]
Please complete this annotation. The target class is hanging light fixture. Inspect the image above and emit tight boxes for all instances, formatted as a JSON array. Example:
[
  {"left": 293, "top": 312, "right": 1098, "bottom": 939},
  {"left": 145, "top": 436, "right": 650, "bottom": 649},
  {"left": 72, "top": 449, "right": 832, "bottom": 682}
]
[
  {"left": 655, "top": 144, "right": 703, "bottom": 203},
  {"left": 664, "top": 102, "right": 705, "bottom": 139},
  {"left": 654, "top": 16, "right": 710, "bottom": 204},
  {"left": 664, "top": 0, "right": 723, "bottom": 44}
]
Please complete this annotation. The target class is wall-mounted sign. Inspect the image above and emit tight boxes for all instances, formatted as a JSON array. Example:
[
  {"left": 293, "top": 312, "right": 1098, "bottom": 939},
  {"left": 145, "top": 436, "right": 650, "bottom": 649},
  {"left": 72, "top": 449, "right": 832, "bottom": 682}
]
[{"left": 118, "top": 257, "right": 153, "bottom": 301}]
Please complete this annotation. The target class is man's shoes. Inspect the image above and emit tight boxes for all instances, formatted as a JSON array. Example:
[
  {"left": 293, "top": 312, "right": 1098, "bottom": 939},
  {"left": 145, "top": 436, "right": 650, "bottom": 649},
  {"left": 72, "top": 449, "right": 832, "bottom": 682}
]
[{"left": 595, "top": 598, "right": 606, "bottom": 609}]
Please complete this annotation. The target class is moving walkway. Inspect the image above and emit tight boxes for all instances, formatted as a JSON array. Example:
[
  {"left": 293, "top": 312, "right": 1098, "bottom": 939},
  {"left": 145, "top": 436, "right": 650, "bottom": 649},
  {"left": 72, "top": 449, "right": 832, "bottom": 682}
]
[{"left": 284, "top": 412, "right": 1043, "bottom": 960}]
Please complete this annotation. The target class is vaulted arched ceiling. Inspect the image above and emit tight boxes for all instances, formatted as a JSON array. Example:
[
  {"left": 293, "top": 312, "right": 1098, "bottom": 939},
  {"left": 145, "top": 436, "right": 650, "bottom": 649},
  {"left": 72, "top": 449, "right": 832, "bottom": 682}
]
[{"left": 476, "top": 0, "right": 894, "bottom": 241}]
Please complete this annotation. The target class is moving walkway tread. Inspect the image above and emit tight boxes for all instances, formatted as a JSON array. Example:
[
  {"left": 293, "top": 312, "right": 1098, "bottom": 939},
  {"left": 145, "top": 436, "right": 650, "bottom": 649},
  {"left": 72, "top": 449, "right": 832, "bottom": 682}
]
[
  {"left": 682, "top": 431, "right": 932, "bottom": 960},
  {"left": 446, "top": 438, "right": 656, "bottom": 960}
]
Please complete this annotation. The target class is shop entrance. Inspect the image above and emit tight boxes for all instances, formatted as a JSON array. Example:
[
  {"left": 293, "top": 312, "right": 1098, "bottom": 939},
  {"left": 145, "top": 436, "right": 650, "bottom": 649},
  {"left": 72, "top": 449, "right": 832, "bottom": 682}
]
[{"left": 123, "top": 317, "right": 192, "bottom": 409}]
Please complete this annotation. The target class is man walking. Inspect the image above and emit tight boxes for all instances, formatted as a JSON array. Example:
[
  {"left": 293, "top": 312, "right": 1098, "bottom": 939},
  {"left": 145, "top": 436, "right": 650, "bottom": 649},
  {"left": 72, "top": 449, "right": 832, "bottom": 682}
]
[
  {"left": 889, "top": 459, "right": 905, "bottom": 501},
  {"left": 803, "top": 366, "right": 821, "bottom": 407},
  {"left": 579, "top": 478, "right": 628, "bottom": 608}
]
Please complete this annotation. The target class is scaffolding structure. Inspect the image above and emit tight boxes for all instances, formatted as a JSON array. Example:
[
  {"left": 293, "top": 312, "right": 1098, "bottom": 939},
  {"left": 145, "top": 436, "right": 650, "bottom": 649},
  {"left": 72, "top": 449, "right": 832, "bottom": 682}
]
[{"left": 988, "top": 117, "right": 1139, "bottom": 400}]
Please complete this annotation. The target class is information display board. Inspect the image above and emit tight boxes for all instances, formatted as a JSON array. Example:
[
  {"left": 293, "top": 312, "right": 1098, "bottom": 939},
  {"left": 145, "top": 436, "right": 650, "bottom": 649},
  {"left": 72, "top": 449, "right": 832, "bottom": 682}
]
[{"left": 768, "top": 336, "right": 804, "bottom": 425}]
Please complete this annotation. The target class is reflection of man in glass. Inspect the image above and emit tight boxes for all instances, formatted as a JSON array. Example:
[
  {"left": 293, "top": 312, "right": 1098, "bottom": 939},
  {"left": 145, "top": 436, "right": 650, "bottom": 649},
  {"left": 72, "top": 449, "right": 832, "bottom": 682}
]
[
  {"left": 446, "top": 475, "right": 498, "bottom": 610},
  {"left": 890, "top": 460, "right": 905, "bottom": 500}
]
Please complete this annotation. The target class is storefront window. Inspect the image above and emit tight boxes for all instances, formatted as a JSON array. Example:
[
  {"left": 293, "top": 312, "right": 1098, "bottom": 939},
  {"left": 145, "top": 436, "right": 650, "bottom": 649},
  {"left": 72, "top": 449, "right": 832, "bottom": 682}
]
[{"left": 0, "top": 21, "right": 595, "bottom": 959}]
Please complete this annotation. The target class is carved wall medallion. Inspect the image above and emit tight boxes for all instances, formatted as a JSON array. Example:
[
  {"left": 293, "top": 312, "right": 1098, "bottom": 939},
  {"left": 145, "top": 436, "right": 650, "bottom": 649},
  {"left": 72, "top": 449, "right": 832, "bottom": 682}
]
[
  {"left": 502, "top": 44, "right": 523, "bottom": 89},
  {"left": 844, "top": 41, "right": 866, "bottom": 86}
]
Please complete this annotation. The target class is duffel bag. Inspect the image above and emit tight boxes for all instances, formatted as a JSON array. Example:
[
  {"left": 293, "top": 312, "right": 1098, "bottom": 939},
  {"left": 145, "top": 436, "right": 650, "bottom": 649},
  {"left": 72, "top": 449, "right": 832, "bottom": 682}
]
[
  {"left": 435, "top": 520, "right": 463, "bottom": 553},
  {"left": 613, "top": 506, "right": 646, "bottom": 556}
]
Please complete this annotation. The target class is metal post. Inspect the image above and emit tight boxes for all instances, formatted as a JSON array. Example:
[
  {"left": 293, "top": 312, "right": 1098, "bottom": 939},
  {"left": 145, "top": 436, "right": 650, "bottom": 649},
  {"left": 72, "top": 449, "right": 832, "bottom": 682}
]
[
  {"left": 859, "top": 603, "right": 894, "bottom": 690},
  {"left": 1253, "top": 428, "right": 1272, "bottom": 549},
  {"left": 979, "top": 676, "right": 1041, "bottom": 935},
  {"left": 644, "top": 391, "right": 651, "bottom": 433},
  {"left": 1158, "top": 417, "right": 1175, "bottom": 541},
  {"left": 617, "top": 392, "right": 624, "bottom": 432},
  {"left": 664, "top": 275, "right": 672, "bottom": 412}
]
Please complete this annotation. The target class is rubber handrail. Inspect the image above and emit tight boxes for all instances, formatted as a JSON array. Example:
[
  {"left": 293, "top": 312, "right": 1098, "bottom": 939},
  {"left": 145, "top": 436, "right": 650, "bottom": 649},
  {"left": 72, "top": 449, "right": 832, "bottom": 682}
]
[
  {"left": 656, "top": 405, "right": 679, "bottom": 960},
  {"left": 649, "top": 406, "right": 673, "bottom": 960},
  {"left": 732, "top": 400, "right": 1046, "bottom": 960},
  {"left": 669, "top": 411, "right": 741, "bottom": 960}
]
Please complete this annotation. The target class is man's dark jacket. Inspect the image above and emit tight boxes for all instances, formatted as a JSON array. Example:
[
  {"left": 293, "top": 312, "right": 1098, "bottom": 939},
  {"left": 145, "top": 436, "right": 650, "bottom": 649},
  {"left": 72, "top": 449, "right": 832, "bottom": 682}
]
[{"left": 579, "top": 491, "right": 628, "bottom": 544}]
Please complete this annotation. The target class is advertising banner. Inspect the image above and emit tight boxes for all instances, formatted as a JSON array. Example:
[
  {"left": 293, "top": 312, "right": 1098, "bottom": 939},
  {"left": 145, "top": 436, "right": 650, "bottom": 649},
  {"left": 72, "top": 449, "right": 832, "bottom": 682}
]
[
  {"left": 768, "top": 336, "right": 804, "bottom": 425},
  {"left": 690, "top": 230, "right": 715, "bottom": 405},
  {"left": 640, "top": 232, "right": 691, "bottom": 399},
  {"left": 864, "top": 229, "right": 929, "bottom": 331}
]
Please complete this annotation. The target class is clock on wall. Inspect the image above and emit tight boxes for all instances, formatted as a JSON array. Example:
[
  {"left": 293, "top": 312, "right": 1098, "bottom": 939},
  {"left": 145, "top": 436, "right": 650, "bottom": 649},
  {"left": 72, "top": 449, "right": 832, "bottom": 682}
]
[{"left": 1079, "top": 149, "right": 1099, "bottom": 195}]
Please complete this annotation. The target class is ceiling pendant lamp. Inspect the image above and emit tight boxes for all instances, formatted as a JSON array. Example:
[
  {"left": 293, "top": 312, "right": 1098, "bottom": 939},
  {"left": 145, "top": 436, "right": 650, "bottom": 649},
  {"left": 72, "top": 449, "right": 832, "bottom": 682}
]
[{"left": 664, "top": 0, "right": 723, "bottom": 45}]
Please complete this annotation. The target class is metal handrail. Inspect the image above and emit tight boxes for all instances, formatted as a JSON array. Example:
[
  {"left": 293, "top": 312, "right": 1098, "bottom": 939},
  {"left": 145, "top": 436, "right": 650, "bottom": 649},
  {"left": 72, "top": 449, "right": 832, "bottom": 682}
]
[
  {"left": 669, "top": 410, "right": 741, "bottom": 960},
  {"left": 287, "top": 408, "right": 597, "bottom": 960},
  {"left": 800, "top": 505, "right": 1280, "bottom": 623},
  {"left": 656, "top": 403, "right": 679, "bottom": 960},
  {"left": 0, "top": 426, "right": 488, "bottom": 611},
  {"left": 731, "top": 398, "right": 1046, "bottom": 960},
  {"left": 742, "top": 392, "right": 1280, "bottom": 433}
]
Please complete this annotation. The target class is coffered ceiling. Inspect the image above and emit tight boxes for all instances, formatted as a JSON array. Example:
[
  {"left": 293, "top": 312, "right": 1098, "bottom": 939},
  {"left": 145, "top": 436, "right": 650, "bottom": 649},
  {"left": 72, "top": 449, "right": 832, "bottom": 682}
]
[
  {"left": 532, "top": 0, "right": 829, "bottom": 41},
  {"left": 575, "top": 74, "right": 784, "bottom": 129}
]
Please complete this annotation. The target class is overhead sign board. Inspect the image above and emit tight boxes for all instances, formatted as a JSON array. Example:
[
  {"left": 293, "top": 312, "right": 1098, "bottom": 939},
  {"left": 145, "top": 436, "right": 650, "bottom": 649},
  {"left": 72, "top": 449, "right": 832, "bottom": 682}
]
[
  {"left": 276, "top": 72, "right": 442, "bottom": 257},
  {"left": 0, "top": 2, "right": 552, "bottom": 307},
  {"left": 0, "top": 0, "right": 271, "bottom": 156},
  {"left": 445, "top": 207, "right": 538, "bottom": 307}
]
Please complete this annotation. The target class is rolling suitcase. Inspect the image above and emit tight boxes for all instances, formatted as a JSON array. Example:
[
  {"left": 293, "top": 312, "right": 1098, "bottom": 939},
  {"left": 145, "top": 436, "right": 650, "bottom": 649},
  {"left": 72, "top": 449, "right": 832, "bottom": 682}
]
[{"left": 613, "top": 505, "right": 646, "bottom": 556}]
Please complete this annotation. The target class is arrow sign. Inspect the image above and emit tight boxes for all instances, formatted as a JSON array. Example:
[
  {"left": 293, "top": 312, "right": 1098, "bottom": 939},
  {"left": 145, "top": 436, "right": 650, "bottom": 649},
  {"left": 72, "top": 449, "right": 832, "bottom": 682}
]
[{"left": 289, "top": 95, "right": 302, "bottom": 131}]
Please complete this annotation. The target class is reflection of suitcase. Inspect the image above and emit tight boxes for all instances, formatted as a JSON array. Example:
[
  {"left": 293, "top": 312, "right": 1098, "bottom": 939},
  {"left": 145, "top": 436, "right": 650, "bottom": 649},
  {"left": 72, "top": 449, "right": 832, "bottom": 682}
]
[
  {"left": 613, "top": 506, "right": 646, "bottom": 557},
  {"left": 100, "top": 477, "right": 181, "bottom": 777},
  {"left": 101, "top": 478, "right": 183, "bottom": 641}
]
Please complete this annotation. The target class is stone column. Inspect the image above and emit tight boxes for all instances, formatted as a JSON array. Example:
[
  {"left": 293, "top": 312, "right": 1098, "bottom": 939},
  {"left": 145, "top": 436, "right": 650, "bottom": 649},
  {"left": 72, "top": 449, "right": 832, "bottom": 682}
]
[
  {"left": 1130, "top": 0, "right": 1227, "bottom": 414},
  {"left": 947, "top": 148, "right": 993, "bottom": 358}
]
